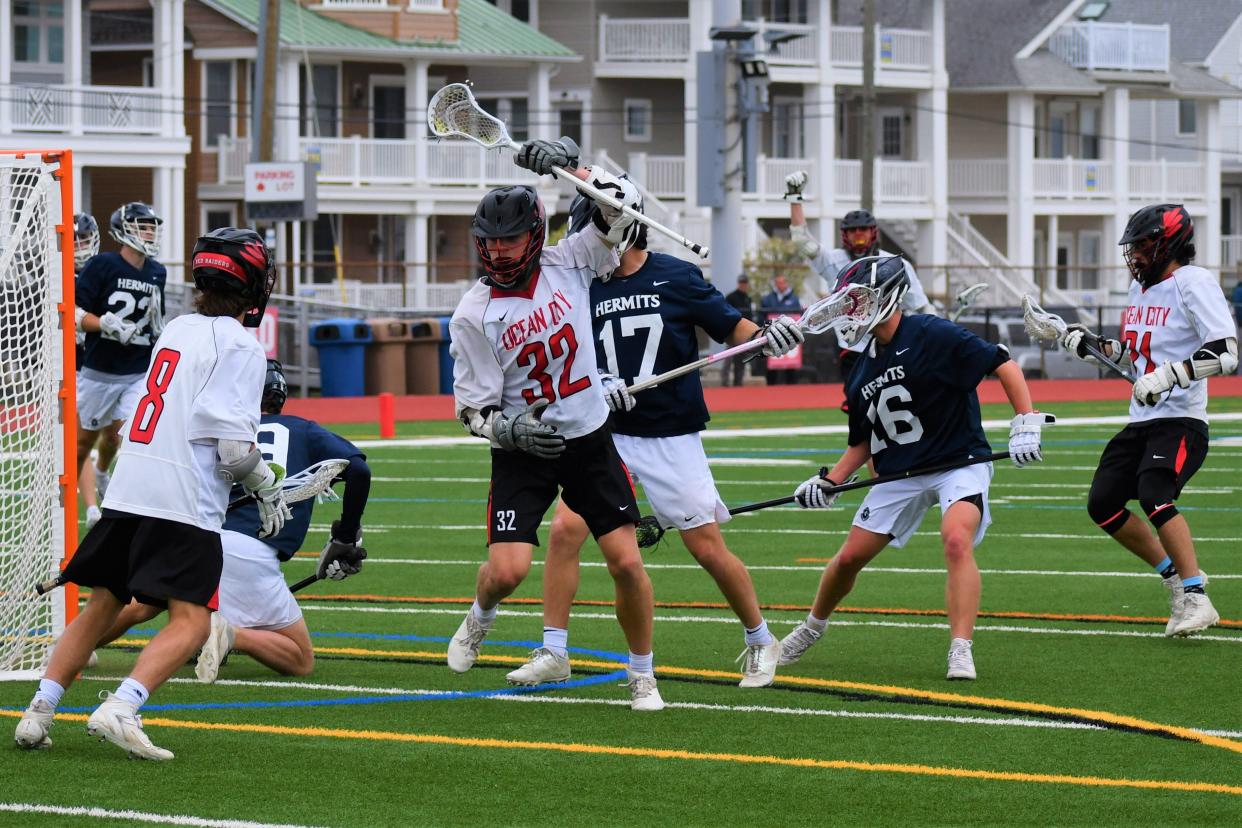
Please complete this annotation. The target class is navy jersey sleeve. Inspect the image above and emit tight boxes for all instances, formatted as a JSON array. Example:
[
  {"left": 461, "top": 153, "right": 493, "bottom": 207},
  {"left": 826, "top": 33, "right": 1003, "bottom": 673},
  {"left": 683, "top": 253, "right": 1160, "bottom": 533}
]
[
  {"left": 934, "top": 320, "right": 1001, "bottom": 390},
  {"left": 75, "top": 257, "right": 107, "bottom": 313},
  {"left": 685, "top": 267, "right": 743, "bottom": 343},
  {"left": 305, "top": 422, "right": 365, "bottom": 464}
]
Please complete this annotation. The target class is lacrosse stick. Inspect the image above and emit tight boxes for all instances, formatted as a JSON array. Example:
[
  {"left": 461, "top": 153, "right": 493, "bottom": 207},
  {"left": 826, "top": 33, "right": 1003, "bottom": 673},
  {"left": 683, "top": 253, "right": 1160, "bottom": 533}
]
[
  {"left": 428, "top": 83, "right": 709, "bottom": 259},
  {"left": 1021, "top": 295, "right": 1135, "bottom": 382},
  {"left": 636, "top": 452, "right": 1010, "bottom": 548},
  {"left": 144, "top": 289, "right": 165, "bottom": 342},
  {"left": 949, "top": 283, "right": 988, "bottom": 323},
  {"left": 625, "top": 283, "right": 880, "bottom": 395}
]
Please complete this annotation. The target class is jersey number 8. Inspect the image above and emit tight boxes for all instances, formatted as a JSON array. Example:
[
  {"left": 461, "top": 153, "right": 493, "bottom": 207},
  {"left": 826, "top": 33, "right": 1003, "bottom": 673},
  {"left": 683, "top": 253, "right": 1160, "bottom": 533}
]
[{"left": 128, "top": 348, "right": 181, "bottom": 444}]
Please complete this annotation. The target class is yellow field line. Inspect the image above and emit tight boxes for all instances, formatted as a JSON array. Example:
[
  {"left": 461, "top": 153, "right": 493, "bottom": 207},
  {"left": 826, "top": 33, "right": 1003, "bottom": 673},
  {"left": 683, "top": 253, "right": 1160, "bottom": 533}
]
[{"left": 0, "top": 708, "right": 1236, "bottom": 797}]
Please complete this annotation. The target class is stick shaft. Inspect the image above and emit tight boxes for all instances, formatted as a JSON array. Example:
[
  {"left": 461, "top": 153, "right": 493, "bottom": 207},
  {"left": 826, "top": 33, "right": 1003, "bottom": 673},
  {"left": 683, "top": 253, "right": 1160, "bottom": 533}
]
[
  {"left": 290, "top": 574, "right": 318, "bottom": 593},
  {"left": 626, "top": 338, "right": 766, "bottom": 394}
]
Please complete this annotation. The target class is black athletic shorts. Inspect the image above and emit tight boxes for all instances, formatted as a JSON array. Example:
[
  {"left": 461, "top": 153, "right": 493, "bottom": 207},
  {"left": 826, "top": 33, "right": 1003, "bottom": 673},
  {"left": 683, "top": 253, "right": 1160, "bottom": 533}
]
[
  {"left": 63, "top": 510, "right": 223, "bottom": 608},
  {"left": 1090, "top": 418, "right": 1209, "bottom": 504},
  {"left": 487, "top": 424, "right": 639, "bottom": 545}
]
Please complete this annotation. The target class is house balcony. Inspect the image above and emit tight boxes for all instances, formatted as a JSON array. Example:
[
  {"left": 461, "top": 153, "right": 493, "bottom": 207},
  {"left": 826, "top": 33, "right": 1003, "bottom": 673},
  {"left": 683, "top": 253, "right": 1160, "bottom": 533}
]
[
  {"left": 1047, "top": 21, "right": 1169, "bottom": 73},
  {"left": 1, "top": 82, "right": 167, "bottom": 135},
  {"left": 948, "top": 158, "right": 1206, "bottom": 206}
]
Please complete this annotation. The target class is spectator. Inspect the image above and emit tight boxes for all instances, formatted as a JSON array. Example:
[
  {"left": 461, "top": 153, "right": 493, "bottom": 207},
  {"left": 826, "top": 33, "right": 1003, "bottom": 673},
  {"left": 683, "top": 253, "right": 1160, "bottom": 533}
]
[
  {"left": 759, "top": 274, "right": 802, "bottom": 385},
  {"left": 722, "top": 275, "right": 754, "bottom": 386}
]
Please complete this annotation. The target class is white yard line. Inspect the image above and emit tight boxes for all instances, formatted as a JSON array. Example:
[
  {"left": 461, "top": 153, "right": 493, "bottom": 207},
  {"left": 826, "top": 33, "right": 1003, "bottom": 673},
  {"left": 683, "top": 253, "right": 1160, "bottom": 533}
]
[{"left": 0, "top": 803, "right": 326, "bottom": 828}]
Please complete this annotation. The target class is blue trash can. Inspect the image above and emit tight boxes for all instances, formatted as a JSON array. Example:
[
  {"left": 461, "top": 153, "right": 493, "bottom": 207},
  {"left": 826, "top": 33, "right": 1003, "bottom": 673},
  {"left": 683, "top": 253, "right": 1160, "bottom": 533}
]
[
  {"left": 310, "top": 318, "right": 372, "bottom": 397},
  {"left": 436, "top": 316, "right": 454, "bottom": 395}
]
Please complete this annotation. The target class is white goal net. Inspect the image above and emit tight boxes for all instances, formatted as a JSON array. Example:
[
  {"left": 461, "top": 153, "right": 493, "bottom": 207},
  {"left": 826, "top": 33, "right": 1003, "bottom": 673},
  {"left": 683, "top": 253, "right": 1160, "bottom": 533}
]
[{"left": 0, "top": 151, "right": 73, "bottom": 680}]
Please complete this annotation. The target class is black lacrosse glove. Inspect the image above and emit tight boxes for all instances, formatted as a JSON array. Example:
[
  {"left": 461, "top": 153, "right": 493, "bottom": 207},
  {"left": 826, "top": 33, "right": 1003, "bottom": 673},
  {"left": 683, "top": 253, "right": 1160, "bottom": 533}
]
[
  {"left": 493, "top": 400, "right": 565, "bottom": 459},
  {"left": 514, "top": 136, "right": 579, "bottom": 176},
  {"left": 318, "top": 520, "right": 367, "bottom": 581}
]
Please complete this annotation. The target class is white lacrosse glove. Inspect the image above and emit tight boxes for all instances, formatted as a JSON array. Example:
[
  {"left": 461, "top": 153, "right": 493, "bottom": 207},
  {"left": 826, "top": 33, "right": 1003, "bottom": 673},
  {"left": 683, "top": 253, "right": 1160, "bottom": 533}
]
[
  {"left": 794, "top": 473, "right": 855, "bottom": 509},
  {"left": 514, "top": 136, "right": 579, "bottom": 176},
  {"left": 758, "top": 315, "right": 805, "bottom": 357},
  {"left": 1133, "top": 361, "right": 1191, "bottom": 406},
  {"left": 784, "top": 170, "right": 808, "bottom": 202},
  {"left": 317, "top": 520, "right": 367, "bottom": 581},
  {"left": 600, "top": 373, "right": 636, "bottom": 413},
  {"left": 790, "top": 222, "right": 821, "bottom": 260},
  {"left": 584, "top": 168, "right": 641, "bottom": 246},
  {"left": 493, "top": 400, "right": 565, "bottom": 459},
  {"left": 1008, "top": 412, "right": 1055, "bottom": 467},
  {"left": 246, "top": 462, "right": 293, "bottom": 538},
  {"left": 99, "top": 311, "right": 140, "bottom": 345}
]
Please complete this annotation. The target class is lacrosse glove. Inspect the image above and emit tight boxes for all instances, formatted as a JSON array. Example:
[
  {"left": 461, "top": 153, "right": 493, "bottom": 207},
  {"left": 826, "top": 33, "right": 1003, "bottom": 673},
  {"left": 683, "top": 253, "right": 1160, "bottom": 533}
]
[
  {"left": 514, "top": 136, "right": 579, "bottom": 176},
  {"left": 1133, "top": 361, "right": 1191, "bottom": 407},
  {"left": 493, "top": 400, "right": 565, "bottom": 459},
  {"left": 246, "top": 462, "right": 293, "bottom": 538},
  {"left": 318, "top": 520, "right": 367, "bottom": 581},
  {"left": 600, "top": 373, "right": 636, "bottom": 413},
  {"left": 784, "top": 170, "right": 808, "bottom": 202},
  {"left": 99, "top": 311, "right": 140, "bottom": 345},
  {"left": 795, "top": 474, "right": 844, "bottom": 509},
  {"left": 757, "top": 315, "right": 805, "bottom": 356},
  {"left": 1060, "top": 324, "right": 1121, "bottom": 363},
  {"left": 1008, "top": 412, "right": 1055, "bottom": 467}
]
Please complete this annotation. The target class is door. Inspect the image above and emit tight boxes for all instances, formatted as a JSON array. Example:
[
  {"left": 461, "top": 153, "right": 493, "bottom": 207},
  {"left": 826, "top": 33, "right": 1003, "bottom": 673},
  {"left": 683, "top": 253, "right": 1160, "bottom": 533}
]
[{"left": 371, "top": 78, "right": 405, "bottom": 140}]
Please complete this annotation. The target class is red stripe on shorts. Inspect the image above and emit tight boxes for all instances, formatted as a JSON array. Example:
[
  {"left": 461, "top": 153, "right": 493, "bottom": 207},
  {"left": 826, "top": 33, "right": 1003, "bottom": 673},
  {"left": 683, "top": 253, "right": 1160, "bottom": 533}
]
[
  {"left": 486, "top": 481, "right": 494, "bottom": 545},
  {"left": 619, "top": 459, "right": 636, "bottom": 495},
  {"left": 1174, "top": 436, "right": 1187, "bottom": 475},
  {"left": 1096, "top": 508, "right": 1127, "bottom": 528},
  {"left": 207, "top": 586, "right": 220, "bottom": 612}
]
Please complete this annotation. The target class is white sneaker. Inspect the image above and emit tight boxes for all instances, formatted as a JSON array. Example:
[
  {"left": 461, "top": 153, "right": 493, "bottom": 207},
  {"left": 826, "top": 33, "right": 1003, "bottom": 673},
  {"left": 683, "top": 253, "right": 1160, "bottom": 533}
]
[
  {"left": 85, "top": 505, "right": 102, "bottom": 530},
  {"left": 947, "top": 638, "right": 976, "bottom": 680},
  {"left": 447, "top": 611, "right": 490, "bottom": 673},
  {"left": 1172, "top": 592, "right": 1220, "bottom": 637},
  {"left": 778, "top": 623, "right": 822, "bottom": 666},
  {"left": 627, "top": 671, "right": 665, "bottom": 712},
  {"left": 85, "top": 650, "right": 99, "bottom": 669},
  {"left": 195, "top": 612, "right": 235, "bottom": 684},
  {"left": 736, "top": 640, "right": 780, "bottom": 688},
  {"left": 95, "top": 468, "right": 111, "bottom": 500},
  {"left": 14, "top": 699, "right": 55, "bottom": 749},
  {"left": 506, "top": 647, "right": 570, "bottom": 685},
  {"left": 1163, "top": 570, "right": 1208, "bottom": 637},
  {"left": 86, "top": 692, "right": 173, "bottom": 761}
]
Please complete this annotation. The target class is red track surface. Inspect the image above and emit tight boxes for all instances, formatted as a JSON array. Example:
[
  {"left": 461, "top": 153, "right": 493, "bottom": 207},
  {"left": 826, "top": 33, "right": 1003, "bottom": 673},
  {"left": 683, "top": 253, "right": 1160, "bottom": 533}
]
[{"left": 282, "top": 376, "right": 1242, "bottom": 425}]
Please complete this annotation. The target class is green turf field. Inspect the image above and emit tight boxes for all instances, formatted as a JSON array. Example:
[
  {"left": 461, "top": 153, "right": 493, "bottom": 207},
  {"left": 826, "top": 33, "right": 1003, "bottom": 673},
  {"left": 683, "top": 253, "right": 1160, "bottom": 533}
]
[{"left": 2, "top": 397, "right": 1240, "bottom": 827}]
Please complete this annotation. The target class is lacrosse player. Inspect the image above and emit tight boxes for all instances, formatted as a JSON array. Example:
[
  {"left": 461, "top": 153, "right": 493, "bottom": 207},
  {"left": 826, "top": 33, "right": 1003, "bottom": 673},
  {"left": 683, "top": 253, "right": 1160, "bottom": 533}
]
[
  {"left": 74, "top": 203, "right": 167, "bottom": 528},
  {"left": 504, "top": 188, "right": 803, "bottom": 689},
  {"left": 779, "top": 256, "right": 1051, "bottom": 681},
  {"left": 72, "top": 212, "right": 101, "bottom": 522},
  {"left": 446, "top": 138, "right": 667, "bottom": 710},
  {"left": 15, "top": 228, "right": 288, "bottom": 760},
  {"left": 1060, "top": 205, "right": 1236, "bottom": 636}
]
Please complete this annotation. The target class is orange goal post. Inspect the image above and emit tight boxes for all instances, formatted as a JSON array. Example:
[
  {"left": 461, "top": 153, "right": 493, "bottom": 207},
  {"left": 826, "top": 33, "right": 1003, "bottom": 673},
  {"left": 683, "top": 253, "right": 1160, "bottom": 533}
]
[{"left": 0, "top": 149, "right": 78, "bottom": 680}]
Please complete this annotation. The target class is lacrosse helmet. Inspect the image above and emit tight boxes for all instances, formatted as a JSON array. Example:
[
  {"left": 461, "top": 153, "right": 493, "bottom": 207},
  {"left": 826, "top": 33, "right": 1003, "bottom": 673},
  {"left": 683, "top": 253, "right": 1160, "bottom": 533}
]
[
  {"left": 73, "top": 213, "right": 100, "bottom": 270},
  {"left": 191, "top": 227, "right": 276, "bottom": 328},
  {"left": 840, "top": 209, "right": 879, "bottom": 259},
  {"left": 262, "top": 359, "right": 288, "bottom": 414},
  {"left": 835, "top": 255, "right": 909, "bottom": 341},
  {"left": 1118, "top": 204, "right": 1195, "bottom": 289},
  {"left": 109, "top": 202, "right": 163, "bottom": 258},
  {"left": 472, "top": 185, "right": 545, "bottom": 289},
  {"left": 568, "top": 175, "right": 647, "bottom": 255}
]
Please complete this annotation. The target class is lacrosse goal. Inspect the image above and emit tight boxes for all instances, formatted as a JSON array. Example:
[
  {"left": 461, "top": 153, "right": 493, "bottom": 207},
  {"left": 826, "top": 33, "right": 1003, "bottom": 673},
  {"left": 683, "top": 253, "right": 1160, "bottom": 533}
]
[{"left": 0, "top": 150, "right": 78, "bottom": 680}]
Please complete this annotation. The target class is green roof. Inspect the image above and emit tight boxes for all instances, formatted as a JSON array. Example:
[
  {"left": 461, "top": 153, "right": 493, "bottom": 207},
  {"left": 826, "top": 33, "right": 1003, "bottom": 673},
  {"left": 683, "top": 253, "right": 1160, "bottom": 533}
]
[{"left": 203, "top": 0, "right": 578, "bottom": 60}]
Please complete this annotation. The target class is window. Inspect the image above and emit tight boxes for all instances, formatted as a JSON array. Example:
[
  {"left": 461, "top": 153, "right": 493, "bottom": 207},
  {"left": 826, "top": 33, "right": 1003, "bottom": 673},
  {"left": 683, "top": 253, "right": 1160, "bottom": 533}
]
[
  {"left": 1177, "top": 99, "right": 1197, "bottom": 136},
  {"left": 878, "top": 108, "right": 904, "bottom": 158},
  {"left": 13, "top": 1, "right": 64, "bottom": 71},
  {"left": 486, "top": 0, "right": 530, "bottom": 22},
  {"left": 558, "top": 107, "right": 582, "bottom": 147},
  {"left": 1078, "top": 231, "right": 1101, "bottom": 290},
  {"left": 204, "top": 62, "right": 234, "bottom": 149},
  {"left": 371, "top": 79, "right": 405, "bottom": 139},
  {"left": 772, "top": 96, "right": 804, "bottom": 158},
  {"left": 201, "top": 204, "right": 238, "bottom": 233},
  {"left": 1080, "top": 104, "right": 1100, "bottom": 159},
  {"left": 624, "top": 99, "right": 652, "bottom": 142},
  {"left": 300, "top": 65, "right": 340, "bottom": 137}
]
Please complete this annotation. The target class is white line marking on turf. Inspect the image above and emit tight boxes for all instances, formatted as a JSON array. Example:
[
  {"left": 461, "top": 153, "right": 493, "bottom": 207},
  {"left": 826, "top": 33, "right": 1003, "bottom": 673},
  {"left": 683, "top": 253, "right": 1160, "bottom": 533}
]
[{"left": 0, "top": 803, "right": 326, "bottom": 828}]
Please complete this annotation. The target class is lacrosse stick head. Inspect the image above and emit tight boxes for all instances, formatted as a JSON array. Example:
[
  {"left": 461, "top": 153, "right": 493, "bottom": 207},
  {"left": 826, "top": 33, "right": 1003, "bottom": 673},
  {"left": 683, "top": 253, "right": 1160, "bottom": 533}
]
[
  {"left": 282, "top": 458, "right": 350, "bottom": 505},
  {"left": 428, "top": 83, "right": 512, "bottom": 149},
  {"left": 801, "top": 283, "right": 881, "bottom": 346},
  {"left": 955, "top": 283, "right": 988, "bottom": 309},
  {"left": 1021, "top": 295, "right": 1069, "bottom": 342},
  {"left": 635, "top": 515, "right": 666, "bottom": 550}
]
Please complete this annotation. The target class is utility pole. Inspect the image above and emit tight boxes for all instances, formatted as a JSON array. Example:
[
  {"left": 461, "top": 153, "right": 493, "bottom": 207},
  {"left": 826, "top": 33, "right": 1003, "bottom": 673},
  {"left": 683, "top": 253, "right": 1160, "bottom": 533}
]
[
  {"left": 252, "top": 0, "right": 281, "bottom": 162},
  {"left": 711, "top": 0, "right": 743, "bottom": 287},
  {"left": 861, "top": 0, "right": 876, "bottom": 212}
]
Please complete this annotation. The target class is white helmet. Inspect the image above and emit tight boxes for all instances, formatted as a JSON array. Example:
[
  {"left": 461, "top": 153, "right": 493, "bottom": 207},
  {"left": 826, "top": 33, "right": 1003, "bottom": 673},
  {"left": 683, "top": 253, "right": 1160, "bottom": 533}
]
[{"left": 110, "top": 202, "right": 163, "bottom": 258}]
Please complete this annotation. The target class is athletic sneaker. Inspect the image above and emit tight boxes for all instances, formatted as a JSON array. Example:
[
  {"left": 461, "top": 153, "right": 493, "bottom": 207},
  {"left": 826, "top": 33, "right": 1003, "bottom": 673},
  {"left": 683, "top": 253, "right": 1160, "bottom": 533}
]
[
  {"left": 447, "top": 611, "right": 491, "bottom": 673},
  {"left": 778, "top": 623, "right": 822, "bottom": 666},
  {"left": 946, "top": 638, "right": 976, "bottom": 680},
  {"left": 1163, "top": 570, "right": 1209, "bottom": 637},
  {"left": 86, "top": 691, "right": 173, "bottom": 761},
  {"left": 14, "top": 699, "right": 55, "bottom": 749},
  {"left": 1172, "top": 592, "right": 1220, "bottom": 637},
  {"left": 506, "top": 647, "right": 570, "bottom": 685},
  {"left": 195, "top": 612, "right": 235, "bottom": 684},
  {"left": 627, "top": 671, "right": 665, "bottom": 712},
  {"left": 95, "top": 468, "right": 111, "bottom": 500},
  {"left": 85, "top": 505, "right": 102, "bottom": 530},
  {"left": 736, "top": 640, "right": 780, "bottom": 688}
]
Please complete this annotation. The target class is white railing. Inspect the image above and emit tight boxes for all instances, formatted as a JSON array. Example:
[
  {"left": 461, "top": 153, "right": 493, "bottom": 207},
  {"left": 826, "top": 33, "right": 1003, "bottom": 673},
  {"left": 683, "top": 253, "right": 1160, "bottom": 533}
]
[
  {"left": 407, "top": 0, "right": 442, "bottom": 9},
  {"left": 299, "top": 281, "right": 407, "bottom": 309},
  {"left": 3, "top": 83, "right": 164, "bottom": 134},
  {"left": 1048, "top": 21, "right": 1169, "bottom": 73},
  {"left": 947, "top": 159, "right": 1008, "bottom": 197},
  {"left": 626, "top": 153, "right": 685, "bottom": 198},
  {"left": 424, "top": 141, "right": 538, "bottom": 187},
  {"left": 594, "top": 149, "right": 682, "bottom": 234},
  {"left": 218, "top": 135, "right": 251, "bottom": 183},
  {"left": 829, "top": 27, "right": 932, "bottom": 70},
  {"left": 320, "top": 0, "right": 389, "bottom": 7},
  {"left": 750, "top": 156, "right": 813, "bottom": 199},
  {"left": 598, "top": 16, "right": 691, "bottom": 62},
  {"left": 1224, "top": 236, "right": 1242, "bottom": 268},
  {"left": 301, "top": 136, "right": 416, "bottom": 184},
  {"left": 832, "top": 159, "right": 930, "bottom": 202},
  {"left": 751, "top": 19, "right": 817, "bottom": 65},
  {"left": 1128, "top": 160, "right": 1206, "bottom": 200},
  {"left": 1032, "top": 157, "right": 1112, "bottom": 198}
]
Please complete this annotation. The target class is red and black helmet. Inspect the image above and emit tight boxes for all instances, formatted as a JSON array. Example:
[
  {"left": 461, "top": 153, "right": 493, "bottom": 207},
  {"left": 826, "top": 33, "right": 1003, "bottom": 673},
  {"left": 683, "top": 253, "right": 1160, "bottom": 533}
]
[
  {"left": 191, "top": 227, "right": 276, "bottom": 328},
  {"left": 472, "top": 185, "right": 545, "bottom": 290},
  {"left": 1118, "top": 204, "right": 1195, "bottom": 289},
  {"left": 840, "top": 209, "right": 879, "bottom": 259}
]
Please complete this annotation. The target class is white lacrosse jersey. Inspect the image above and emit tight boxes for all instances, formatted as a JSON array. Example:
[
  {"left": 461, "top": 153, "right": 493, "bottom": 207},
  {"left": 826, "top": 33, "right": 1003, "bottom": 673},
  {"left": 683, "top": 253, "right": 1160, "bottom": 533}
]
[
  {"left": 104, "top": 313, "right": 266, "bottom": 531},
  {"left": 451, "top": 230, "right": 619, "bottom": 440},
  {"left": 812, "top": 247, "right": 930, "bottom": 351},
  {"left": 1120, "top": 265, "right": 1237, "bottom": 424}
]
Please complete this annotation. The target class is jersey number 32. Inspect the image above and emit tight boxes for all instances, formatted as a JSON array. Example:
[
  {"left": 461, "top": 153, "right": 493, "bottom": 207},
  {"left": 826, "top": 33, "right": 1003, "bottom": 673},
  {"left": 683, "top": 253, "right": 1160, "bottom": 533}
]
[{"left": 517, "top": 324, "right": 592, "bottom": 405}]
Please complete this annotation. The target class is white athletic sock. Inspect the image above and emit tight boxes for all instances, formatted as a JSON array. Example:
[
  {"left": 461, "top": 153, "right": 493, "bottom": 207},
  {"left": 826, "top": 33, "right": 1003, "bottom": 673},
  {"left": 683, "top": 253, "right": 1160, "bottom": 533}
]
[
  {"left": 471, "top": 601, "right": 497, "bottom": 625},
  {"left": 744, "top": 620, "right": 775, "bottom": 646},
  {"left": 805, "top": 613, "right": 828, "bottom": 633},
  {"left": 628, "top": 651, "right": 654, "bottom": 676},
  {"left": 542, "top": 627, "right": 568, "bottom": 658},
  {"left": 33, "top": 678, "right": 65, "bottom": 709},
  {"left": 115, "top": 677, "right": 150, "bottom": 708}
]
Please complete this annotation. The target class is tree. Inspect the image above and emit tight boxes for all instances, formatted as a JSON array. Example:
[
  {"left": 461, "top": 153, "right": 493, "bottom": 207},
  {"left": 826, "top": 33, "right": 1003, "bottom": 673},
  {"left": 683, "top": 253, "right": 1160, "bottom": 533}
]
[{"left": 743, "top": 236, "right": 811, "bottom": 299}]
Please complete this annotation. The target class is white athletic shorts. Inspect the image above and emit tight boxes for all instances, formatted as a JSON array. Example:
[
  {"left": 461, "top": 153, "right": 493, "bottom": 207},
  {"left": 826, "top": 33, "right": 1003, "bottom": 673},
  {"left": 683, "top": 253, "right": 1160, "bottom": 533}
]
[
  {"left": 77, "top": 373, "right": 144, "bottom": 430},
  {"left": 613, "top": 432, "right": 730, "bottom": 531},
  {"left": 216, "top": 529, "right": 303, "bottom": 631},
  {"left": 852, "top": 462, "right": 993, "bottom": 549}
]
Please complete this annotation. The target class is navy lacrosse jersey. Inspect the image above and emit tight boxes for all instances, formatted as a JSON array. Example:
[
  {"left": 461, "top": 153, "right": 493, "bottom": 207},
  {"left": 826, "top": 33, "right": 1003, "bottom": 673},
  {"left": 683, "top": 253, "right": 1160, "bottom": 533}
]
[
  {"left": 224, "top": 413, "right": 365, "bottom": 561},
  {"left": 590, "top": 252, "right": 742, "bottom": 437},
  {"left": 76, "top": 252, "right": 167, "bottom": 376},
  {"left": 845, "top": 315, "right": 1000, "bottom": 476}
]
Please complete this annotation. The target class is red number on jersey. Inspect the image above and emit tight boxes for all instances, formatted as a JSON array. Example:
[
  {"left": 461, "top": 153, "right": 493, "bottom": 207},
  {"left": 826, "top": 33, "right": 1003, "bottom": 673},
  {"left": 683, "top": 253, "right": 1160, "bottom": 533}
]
[
  {"left": 517, "top": 324, "right": 592, "bottom": 405},
  {"left": 1122, "top": 330, "right": 1155, "bottom": 374},
  {"left": 128, "top": 348, "right": 181, "bottom": 444}
]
